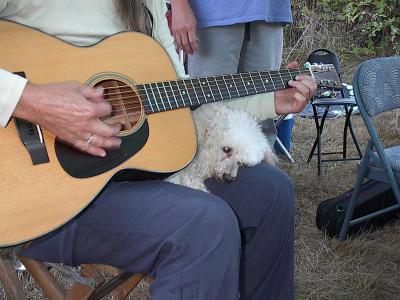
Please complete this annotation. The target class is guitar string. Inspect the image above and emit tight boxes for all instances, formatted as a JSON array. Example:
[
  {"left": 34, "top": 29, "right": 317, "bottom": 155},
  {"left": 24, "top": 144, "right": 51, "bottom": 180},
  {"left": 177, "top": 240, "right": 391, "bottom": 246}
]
[
  {"left": 102, "top": 82, "right": 308, "bottom": 115},
  {"left": 99, "top": 68, "right": 307, "bottom": 91},
  {"left": 101, "top": 81, "right": 326, "bottom": 119},
  {"left": 101, "top": 75, "right": 317, "bottom": 114},
  {"left": 101, "top": 72, "right": 304, "bottom": 107},
  {"left": 99, "top": 69, "right": 307, "bottom": 94},
  {"left": 95, "top": 67, "right": 330, "bottom": 122},
  {"left": 103, "top": 82, "right": 289, "bottom": 115},
  {"left": 101, "top": 81, "right": 294, "bottom": 120},
  {"left": 97, "top": 68, "right": 330, "bottom": 116}
]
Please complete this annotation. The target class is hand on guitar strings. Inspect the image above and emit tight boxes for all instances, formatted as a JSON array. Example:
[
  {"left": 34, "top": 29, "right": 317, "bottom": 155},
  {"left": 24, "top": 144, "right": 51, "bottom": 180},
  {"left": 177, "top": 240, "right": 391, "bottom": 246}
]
[
  {"left": 14, "top": 81, "right": 122, "bottom": 157},
  {"left": 274, "top": 61, "right": 318, "bottom": 115}
]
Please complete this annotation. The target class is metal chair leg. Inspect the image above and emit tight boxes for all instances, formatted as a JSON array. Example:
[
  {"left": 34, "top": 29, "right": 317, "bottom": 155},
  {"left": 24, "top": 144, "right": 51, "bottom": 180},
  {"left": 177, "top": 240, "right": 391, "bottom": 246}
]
[
  {"left": 317, "top": 106, "right": 330, "bottom": 175},
  {"left": 307, "top": 104, "right": 320, "bottom": 162},
  {"left": 0, "top": 251, "right": 26, "bottom": 300},
  {"left": 339, "top": 142, "right": 371, "bottom": 240},
  {"left": 275, "top": 137, "right": 295, "bottom": 163},
  {"left": 347, "top": 108, "right": 363, "bottom": 159},
  {"left": 342, "top": 105, "right": 353, "bottom": 159}
]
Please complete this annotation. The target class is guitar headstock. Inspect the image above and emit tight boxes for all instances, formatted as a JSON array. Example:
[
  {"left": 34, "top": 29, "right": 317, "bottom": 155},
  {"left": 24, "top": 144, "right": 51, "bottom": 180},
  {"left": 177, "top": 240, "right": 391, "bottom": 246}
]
[{"left": 307, "top": 63, "right": 343, "bottom": 90}]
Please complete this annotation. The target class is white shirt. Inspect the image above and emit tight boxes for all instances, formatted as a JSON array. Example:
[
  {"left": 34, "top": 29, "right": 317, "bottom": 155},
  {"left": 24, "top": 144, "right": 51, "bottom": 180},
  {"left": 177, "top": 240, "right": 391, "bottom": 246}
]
[{"left": 0, "top": 0, "right": 275, "bottom": 127}]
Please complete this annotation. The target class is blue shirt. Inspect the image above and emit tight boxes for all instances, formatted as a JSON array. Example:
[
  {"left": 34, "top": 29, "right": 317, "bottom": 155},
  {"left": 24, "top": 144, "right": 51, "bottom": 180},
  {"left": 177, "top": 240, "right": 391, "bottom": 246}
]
[{"left": 189, "top": 0, "right": 292, "bottom": 29}]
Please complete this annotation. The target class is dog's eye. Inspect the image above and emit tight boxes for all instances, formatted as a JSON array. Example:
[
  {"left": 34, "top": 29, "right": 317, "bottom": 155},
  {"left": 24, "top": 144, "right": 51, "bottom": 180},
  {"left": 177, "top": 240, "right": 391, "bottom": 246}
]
[
  {"left": 237, "top": 161, "right": 243, "bottom": 166},
  {"left": 222, "top": 146, "right": 232, "bottom": 154}
]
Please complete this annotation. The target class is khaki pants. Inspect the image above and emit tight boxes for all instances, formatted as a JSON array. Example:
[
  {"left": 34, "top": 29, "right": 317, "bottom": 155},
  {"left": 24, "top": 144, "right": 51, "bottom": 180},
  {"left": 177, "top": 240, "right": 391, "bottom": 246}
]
[{"left": 188, "top": 21, "right": 284, "bottom": 144}]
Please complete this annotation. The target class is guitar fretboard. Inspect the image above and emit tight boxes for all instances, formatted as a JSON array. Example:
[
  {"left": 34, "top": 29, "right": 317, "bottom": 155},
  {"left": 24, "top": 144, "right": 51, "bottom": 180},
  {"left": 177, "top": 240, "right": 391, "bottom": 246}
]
[{"left": 136, "top": 67, "right": 311, "bottom": 114}]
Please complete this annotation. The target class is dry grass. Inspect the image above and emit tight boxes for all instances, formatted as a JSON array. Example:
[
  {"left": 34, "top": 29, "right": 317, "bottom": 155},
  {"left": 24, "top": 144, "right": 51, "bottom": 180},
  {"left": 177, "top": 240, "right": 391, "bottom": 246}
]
[{"left": 281, "top": 111, "right": 400, "bottom": 300}]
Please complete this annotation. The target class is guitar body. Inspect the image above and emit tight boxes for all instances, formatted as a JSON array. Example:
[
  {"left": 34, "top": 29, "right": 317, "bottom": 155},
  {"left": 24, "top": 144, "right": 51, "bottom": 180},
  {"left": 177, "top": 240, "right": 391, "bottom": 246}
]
[{"left": 0, "top": 20, "right": 196, "bottom": 247}]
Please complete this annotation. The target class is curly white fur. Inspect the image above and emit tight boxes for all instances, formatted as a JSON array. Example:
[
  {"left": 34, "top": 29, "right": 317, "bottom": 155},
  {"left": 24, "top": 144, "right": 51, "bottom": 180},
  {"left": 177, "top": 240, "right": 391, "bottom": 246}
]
[{"left": 166, "top": 103, "right": 277, "bottom": 192}]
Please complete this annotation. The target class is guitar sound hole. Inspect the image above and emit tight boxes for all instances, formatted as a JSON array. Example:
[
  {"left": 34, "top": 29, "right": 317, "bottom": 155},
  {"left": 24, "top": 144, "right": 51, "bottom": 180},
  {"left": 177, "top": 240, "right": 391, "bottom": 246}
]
[{"left": 94, "top": 79, "right": 144, "bottom": 133}]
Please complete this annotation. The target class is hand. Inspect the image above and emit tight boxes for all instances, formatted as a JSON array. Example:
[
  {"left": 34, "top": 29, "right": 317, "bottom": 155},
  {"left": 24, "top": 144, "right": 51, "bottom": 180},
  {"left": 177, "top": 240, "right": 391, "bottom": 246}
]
[
  {"left": 171, "top": 0, "right": 198, "bottom": 54},
  {"left": 14, "top": 81, "right": 121, "bottom": 157},
  {"left": 274, "top": 61, "right": 318, "bottom": 115}
]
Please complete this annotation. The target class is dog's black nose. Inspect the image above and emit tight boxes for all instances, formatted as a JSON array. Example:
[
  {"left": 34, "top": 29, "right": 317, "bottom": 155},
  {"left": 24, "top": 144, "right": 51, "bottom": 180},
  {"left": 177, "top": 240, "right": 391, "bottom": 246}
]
[{"left": 222, "top": 173, "right": 235, "bottom": 182}]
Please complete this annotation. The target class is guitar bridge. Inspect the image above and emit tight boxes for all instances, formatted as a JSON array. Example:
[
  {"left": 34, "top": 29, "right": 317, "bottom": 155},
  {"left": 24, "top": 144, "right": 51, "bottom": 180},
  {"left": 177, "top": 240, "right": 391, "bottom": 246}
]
[
  {"left": 12, "top": 71, "right": 49, "bottom": 165},
  {"left": 14, "top": 118, "right": 49, "bottom": 165}
]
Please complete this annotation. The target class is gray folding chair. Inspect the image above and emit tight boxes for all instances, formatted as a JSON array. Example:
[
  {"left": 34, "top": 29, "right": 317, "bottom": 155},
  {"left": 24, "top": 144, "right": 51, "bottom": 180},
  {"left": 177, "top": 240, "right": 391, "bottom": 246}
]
[{"left": 339, "top": 56, "right": 400, "bottom": 241}]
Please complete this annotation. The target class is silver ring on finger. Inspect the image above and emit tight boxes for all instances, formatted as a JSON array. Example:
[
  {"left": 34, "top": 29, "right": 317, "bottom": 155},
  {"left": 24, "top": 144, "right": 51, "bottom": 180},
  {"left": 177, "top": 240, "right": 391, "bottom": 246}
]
[{"left": 86, "top": 133, "right": 94, "bottom": 145}]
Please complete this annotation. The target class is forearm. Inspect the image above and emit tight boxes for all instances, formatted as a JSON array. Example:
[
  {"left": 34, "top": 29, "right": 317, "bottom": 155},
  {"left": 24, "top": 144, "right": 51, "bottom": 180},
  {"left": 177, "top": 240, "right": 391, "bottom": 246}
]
[
  {"left": 223, "top": 92, "right": 277, "bottom": 120},
  {"left": 0, "top": 69, "right": 28, "bottom": 127},
  {"left": 152, "top": 0, "right": 188, "bottom": 79}
]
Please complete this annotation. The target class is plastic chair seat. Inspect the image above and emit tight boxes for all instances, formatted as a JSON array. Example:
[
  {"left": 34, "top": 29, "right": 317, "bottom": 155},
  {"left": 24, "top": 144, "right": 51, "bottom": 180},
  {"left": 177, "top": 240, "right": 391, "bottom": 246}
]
[{"left": 370, "top": 145, "right": 400, "bottom": 172}]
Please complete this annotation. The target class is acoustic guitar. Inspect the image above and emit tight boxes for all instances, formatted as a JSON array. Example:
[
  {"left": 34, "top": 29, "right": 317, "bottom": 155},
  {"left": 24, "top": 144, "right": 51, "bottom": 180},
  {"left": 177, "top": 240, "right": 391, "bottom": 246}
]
[{"left": 0, "top": 20, "right": 341, "bottom": 247}]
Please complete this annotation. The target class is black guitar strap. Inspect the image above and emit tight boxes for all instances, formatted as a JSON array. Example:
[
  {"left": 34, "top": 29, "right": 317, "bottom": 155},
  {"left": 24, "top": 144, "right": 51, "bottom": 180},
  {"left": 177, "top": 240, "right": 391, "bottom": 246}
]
[{"left": 13, "top": 72, "right": 50, "bottom": 165}]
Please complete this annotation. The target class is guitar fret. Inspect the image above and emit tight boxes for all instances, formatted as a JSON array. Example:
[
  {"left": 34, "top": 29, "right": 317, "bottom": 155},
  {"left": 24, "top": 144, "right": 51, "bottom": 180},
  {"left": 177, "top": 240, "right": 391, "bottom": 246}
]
[
  {"left": 198, "top": 79, "right": 210, "bottom": 103},
  {"left": 214, "top": 76, "right": 230, "bottom": 100},
  {"left": 205, "top": 78, "right": 215, "bottom": 103},
  {"left": 182, "top": 79, "right": 194, "bottom": 106},
  {"left": 192, "top": 78, "right": 206, "bottom": 103},
  {"left": 221, "top": 75, "right": 232, "bottom": 99},
  {"left": 242, "top": 73, "right": 256, "bottom": 95},
  {"left": 170, "top": 81, "right": 185, "bottom": 108},
  {"left": 278, "top": 71, "right": 286, "bottom": 88},
  {"left": 207, "top": 77, "right": 222, "bottom": 102},
  {"left": 167, "top": 81, "right": 179, "bottom": 108},
  {"left": 231, "top": 75, "right": 241, "bottom": 97},
  {"left": 142, "top": 84, "right": 154, "bottom": 113},
  {"left": 189, "top": 79, "right": 201, "bottom": 105},
  {"left": 269, "top": 72, "right": 276, "bottom": 90},
  {"left": 213, "top": 76, "right": 224, "bottom": 101},
  {"left": 256, "top": 71, "right": 268, "bottom": 92},
  {"left": 287, "top": 69, "right": 295, "bottom": 83},
  {"left": 239, "top": 74, "right": 249, "bottom": 96},
  {"left": 157, "top": 82, "right": 173, "bottom": 109},
  {"left": 154, "top": 83, "right": 166, "bottom": 111},
  {"left": 177, "top": 80, "right": 190, "bottom": 106},
  {"left": 249, "top": 72, "right": 260, "bottom": 93},
  {"left": 161, "top": 81, "right": 174, "bottom": 109},
  {"left": 148, "top": 83, "right": 161, "bottom": 112},
  {"left": 263, "top": 73, "right": 273, "bottom": 90},
  {"left": 231, "top": 74, "right": 246, "bottom": 97}
]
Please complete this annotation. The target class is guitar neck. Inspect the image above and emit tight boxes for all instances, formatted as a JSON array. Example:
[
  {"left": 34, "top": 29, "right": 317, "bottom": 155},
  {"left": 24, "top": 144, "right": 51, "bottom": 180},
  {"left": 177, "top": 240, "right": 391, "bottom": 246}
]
[{"left": 136, "top": 67, "right": 311, "bottom": 114}]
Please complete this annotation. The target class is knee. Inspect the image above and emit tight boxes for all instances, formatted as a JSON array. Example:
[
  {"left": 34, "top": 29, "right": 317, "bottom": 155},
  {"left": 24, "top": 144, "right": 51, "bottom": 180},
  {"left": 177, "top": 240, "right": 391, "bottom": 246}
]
[
  {"left": 269, "top": 166, "right": 294, "bottom": 200},
  {"left": 243, "top": 163, "right": 294, "bottom": 201},
  {"left": 183, "top": 196, "right": 241, "bottom": 254},
  {"left": 237, "top": 164, "right": 295, "bottom": 223}
]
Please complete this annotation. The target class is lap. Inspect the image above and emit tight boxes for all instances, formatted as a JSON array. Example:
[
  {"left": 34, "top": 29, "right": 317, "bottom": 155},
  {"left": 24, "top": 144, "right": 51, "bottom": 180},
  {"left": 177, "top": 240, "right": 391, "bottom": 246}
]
[
  {"left": 21, "top": 164, "right": 293, "bottom": 268},
  {"left": 21, "top": 180, "right": 236, "bottom": 268},
  {"left": 206, "top": 163, "right": 294, "bottom": 228}
]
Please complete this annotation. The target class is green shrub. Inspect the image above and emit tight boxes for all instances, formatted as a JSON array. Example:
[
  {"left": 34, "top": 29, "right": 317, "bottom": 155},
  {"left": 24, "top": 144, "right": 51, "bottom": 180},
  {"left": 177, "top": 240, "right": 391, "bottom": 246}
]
[{"left": 288, "top": 0, "right": 399, "bottom": 57}]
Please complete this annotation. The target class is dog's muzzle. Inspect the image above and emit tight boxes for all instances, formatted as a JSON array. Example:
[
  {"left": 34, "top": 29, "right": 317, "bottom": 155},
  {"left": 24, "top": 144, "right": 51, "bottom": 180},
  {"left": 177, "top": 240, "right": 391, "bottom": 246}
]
[{"left": 221, "top": 173, "right": 235, "bottom": 183}]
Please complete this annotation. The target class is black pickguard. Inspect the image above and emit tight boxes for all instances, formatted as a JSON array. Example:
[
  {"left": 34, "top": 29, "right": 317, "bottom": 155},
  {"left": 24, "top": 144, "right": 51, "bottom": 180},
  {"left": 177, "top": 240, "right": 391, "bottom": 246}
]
[{"left": 55, "top": 120, "right": 149, "bottom": 179}]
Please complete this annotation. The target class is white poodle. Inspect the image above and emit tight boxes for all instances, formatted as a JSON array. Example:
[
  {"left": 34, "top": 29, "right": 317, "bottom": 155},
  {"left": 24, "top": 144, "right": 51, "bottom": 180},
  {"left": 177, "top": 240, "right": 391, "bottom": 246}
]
[{"left": 166, "top": 103, "right": 277, "bottom": 192}]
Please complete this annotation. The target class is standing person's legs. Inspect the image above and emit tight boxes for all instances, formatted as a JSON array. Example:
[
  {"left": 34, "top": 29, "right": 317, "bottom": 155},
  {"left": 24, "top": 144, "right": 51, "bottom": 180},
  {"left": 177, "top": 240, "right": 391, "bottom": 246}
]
[
  {"left": 238, "top": 21, "right": 284, "bottom": 72},
  {"left": 206, "top": 163, "right": 295, "bottom": 300},
  {"left": 187, "top": 24, "right": 245, "bottom": 77},
  {"left": 238, "top": 22, "right": 285, "bottom": 145},
  {"left": 21, "top": 180, "right": 241, "bottom": 300}
]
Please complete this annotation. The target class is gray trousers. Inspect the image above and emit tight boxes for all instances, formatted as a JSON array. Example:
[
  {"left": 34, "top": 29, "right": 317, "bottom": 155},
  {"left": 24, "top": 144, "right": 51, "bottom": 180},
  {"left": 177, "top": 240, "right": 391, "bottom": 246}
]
[
  {"left": 22, "top": 164, "right": 294, "bottom": 300},
  {"left": 188, "top": 21, "right": 284, "bottom": 144}
]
